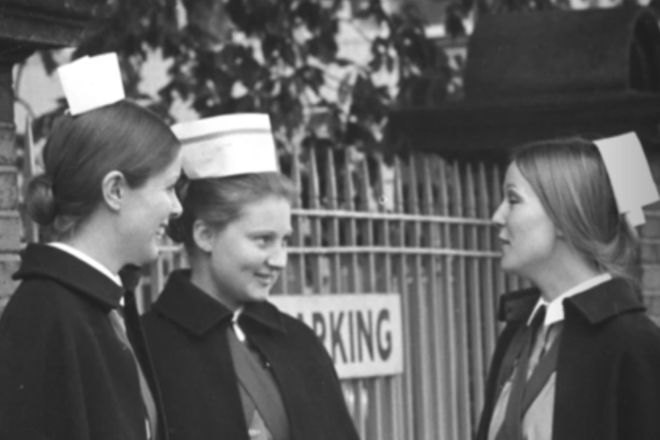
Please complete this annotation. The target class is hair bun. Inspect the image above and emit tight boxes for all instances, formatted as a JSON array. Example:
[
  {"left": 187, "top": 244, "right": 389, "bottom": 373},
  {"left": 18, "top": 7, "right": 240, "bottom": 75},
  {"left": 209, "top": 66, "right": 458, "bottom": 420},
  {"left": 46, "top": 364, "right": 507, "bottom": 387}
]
[{"left": 25, "top": 174, "right": 56, "bottom": 226}]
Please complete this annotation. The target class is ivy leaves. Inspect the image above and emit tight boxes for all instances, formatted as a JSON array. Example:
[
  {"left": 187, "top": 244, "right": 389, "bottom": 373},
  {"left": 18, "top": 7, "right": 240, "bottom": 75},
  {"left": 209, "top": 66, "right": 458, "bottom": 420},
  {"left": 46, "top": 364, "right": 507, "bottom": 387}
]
[{"left": 34, "top": 0, "right": 460, "bottom": 157}]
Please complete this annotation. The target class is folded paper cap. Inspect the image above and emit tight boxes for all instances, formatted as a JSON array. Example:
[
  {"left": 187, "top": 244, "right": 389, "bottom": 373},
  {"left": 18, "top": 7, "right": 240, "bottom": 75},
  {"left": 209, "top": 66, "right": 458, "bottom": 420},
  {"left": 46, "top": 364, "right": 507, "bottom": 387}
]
[
  {"left": 172, "top": 113, "right": 279, "bottom": 179},
  {"left": 594, "top": 132, "right": 659, "bottom": 227},
  {"left": 57, "top": 53, "right": 125, "bottom": 115}
]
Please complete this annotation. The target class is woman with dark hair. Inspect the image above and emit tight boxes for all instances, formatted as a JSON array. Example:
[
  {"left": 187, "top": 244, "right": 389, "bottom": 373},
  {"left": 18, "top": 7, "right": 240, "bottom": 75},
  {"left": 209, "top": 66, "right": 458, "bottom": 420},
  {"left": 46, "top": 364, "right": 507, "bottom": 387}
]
[
  {"left": 477, "top": 133, "right": 660, "bottom": 440},
  {"left": 0, "top": 54, "right": 182, "bottom": 440},
  {"left": 142, "top": 113, "right": 360, "bottom": 440}
]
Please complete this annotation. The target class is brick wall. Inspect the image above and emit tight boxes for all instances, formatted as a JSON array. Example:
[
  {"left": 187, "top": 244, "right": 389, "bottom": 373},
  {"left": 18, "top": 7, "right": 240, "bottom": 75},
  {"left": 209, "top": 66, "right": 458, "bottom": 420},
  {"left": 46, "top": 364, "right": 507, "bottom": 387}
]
[
  {"left": 641, "top": 150, "right": 660, "bottom": 323},
  {"left": 0, "top": 121, "right": 21, "bottom": 315}
]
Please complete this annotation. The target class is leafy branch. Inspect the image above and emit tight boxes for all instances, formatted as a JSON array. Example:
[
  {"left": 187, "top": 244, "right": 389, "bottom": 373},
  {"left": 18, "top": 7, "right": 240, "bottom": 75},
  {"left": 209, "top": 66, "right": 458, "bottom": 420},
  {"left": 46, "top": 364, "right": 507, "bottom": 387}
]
[{"left": 31, "top": 0, "right": 462, "bottom": 159}]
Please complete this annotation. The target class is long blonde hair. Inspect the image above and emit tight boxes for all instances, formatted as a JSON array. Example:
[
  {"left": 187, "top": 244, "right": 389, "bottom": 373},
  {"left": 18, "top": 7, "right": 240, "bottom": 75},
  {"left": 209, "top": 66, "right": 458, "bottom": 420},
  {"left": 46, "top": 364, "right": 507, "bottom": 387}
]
[{"left": 512, "top": 136, "right": 640, "bottom": 286}]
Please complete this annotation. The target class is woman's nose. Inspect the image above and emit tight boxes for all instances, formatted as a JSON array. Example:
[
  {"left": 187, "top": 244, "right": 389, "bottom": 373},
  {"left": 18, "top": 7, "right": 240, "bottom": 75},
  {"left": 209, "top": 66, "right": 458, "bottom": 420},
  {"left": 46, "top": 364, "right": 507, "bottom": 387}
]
[
  {"left": 170, "top": 193, "right": 183, "bottom": 218},
  {"left": 266, "top": 245, "right": 288, "bottom": 269},
  {"left": 491, "top": 201, "right": 506, "bottom": 225}
]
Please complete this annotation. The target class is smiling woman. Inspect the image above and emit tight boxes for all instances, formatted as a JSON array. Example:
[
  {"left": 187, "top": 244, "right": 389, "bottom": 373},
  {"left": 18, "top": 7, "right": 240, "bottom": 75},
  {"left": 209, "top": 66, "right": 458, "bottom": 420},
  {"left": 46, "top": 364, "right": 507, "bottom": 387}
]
[
  {"left": 0, "top": 53, "right": 182, "bottom": 440},
  {"left": 478, "top": 134, "right": 660, "bottom": 440},
  {"left": 171, "top": 173, "right": 294, "bottom": 309},
  {"left": 142, "top": 113, "right": 360, "bottom": 440}
]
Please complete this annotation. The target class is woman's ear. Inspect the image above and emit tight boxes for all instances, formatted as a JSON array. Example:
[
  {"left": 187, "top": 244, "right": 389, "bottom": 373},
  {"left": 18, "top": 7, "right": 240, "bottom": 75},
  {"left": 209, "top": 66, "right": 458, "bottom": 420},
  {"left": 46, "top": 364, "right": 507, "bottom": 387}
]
[
  {"left": 192, "top": 219, "right": 215, "bottom": 253},
  {"left": 101, "top": 170, "right": 127, "bottom": 211}
]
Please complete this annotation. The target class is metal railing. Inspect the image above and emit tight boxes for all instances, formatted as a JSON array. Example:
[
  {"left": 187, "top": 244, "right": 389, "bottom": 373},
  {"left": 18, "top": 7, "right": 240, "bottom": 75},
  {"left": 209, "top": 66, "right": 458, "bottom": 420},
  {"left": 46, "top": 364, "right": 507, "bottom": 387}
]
[{"left": 143, "top": 145, "right": 660, "bottom": 440}]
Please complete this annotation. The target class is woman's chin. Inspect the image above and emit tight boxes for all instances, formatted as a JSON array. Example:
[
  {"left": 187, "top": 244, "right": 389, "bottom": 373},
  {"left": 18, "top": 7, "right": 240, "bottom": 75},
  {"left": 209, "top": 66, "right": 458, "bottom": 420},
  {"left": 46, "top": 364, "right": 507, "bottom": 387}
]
[
  {"left": 246, "top": 289, "right": 271, "bottom": 303},
  {"left": 499, "top": 259, "right": 518, "bottom": 275},
  {"left": 130, "top": 243, "right": 160, "bottom": 267}
]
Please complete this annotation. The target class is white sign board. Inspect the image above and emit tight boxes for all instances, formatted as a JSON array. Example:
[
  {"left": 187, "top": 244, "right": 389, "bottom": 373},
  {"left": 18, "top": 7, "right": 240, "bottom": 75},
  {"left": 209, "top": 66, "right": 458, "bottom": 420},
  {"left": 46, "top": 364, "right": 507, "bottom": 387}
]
[{"left": 270, "top": 293, "right": 403, "bottom": 379}]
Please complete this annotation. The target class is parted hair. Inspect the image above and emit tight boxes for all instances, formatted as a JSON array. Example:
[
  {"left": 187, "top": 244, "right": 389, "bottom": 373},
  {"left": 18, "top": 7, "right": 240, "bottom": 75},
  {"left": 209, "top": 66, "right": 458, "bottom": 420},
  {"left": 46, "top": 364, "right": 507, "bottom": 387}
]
[
  {"left": 26, "top": 100, "right": 180, "bottom": 239},
  {"left": 512, "top": 136, "right": 640, "bottom": 285},
  {"left": 168, "top": 172, "right": 297, "bottom": 252}
]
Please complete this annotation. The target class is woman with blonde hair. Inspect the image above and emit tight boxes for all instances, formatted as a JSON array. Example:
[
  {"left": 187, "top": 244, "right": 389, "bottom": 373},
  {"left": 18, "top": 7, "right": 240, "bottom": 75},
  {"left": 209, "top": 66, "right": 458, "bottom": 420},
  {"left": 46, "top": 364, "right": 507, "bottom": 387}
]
[
  {"left": 477, "top": 133, "right": 660, "bottom": 440},
  {"left": 143, "top": 114, "right": 360, "bottom": 440}
]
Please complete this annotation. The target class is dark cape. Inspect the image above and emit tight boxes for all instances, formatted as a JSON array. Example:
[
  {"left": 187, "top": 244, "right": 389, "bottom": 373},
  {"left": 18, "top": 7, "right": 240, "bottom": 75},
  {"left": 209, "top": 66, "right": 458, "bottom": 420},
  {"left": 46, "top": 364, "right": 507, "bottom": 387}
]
[
  {"left": 142, "top": 269, "right": 360, "bottom": 440},
  {"left": 476, "top": 278, "right": 660, "bottom": 440},
  {"left": 0, "top": 244, "right": 167, "bottom": 440}
]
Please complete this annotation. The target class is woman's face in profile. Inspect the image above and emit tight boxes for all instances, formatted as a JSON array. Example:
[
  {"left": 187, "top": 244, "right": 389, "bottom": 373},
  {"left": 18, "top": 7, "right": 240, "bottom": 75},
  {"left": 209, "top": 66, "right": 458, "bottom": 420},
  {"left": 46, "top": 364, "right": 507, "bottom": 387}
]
[
  {"left": 206, "top": 195, "right": 292, "bottom": 310},
  {"left": 117, "top": 152, "right": 183, "bottom": 265},
  {"left": 492, "top": 162, "right": 559, "bottom": 279}
]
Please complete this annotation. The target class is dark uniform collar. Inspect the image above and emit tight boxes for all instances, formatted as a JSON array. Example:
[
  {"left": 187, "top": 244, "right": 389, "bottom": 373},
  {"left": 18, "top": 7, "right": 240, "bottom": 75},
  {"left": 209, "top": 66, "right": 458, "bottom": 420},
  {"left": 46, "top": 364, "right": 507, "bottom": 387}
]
[
  {"left": 499, "top": 278, "right": 644, "bottom": 325},
  {"left": 13, "top": 243, "right": 123, "bottom": 311},
  {"left": 498, "top": 287, "right": 540, "bottom": 322},
  {"left": 154, "top": 269, "right": 286, "bottom": 337},
  {"left": 566, "top": 278, "right": 645, "bottom": 324}
]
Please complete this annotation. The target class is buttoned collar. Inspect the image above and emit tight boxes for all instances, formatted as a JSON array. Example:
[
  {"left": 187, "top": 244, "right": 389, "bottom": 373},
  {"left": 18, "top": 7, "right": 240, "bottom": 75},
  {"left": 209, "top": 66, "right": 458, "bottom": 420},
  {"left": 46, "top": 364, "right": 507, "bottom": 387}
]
[
  {"left": 526, "top": 273, "right": 613, "bottom": 326},
  {"left": 13, "top": 243, "right": 123, "bottom": 311},
  {"left": 153, "top": 269, "right": 286, "bottom": 337},
  {"left": 499, "top": 277, "right": 644, "bottom": 325}
]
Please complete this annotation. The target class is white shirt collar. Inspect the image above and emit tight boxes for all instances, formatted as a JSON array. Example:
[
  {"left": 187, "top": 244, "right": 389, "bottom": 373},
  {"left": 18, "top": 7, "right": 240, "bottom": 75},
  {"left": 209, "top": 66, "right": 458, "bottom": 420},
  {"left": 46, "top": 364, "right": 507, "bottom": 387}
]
[
  {"left": 48, "top": 242, "right": 123, "bottom": 287},
  {"left": 527, "top": 273, "right": 613, "bottom": 327},
  {"left": 231, "top": 306, "right": 247, "bottom": 342}
]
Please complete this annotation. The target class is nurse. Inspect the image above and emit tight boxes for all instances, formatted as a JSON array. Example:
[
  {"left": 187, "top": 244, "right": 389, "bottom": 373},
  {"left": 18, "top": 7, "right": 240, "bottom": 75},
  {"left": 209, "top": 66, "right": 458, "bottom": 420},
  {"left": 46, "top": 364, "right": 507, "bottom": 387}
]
[
  {"left": 477, "top": 133, "right": 660, "bottom": 440},
  {"left": 0, "top": 53, "right": 182, "bottom": 440},
  {"left": 142, "top": 113, "right": 360, "bottom": 440}
]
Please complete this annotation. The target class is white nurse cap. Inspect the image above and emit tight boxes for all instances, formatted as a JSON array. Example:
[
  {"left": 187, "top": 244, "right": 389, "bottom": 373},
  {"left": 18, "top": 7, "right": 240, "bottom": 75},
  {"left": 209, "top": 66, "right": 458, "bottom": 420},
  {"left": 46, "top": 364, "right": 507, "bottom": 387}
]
[
  {"left": 57, "top": 52, "right": 125, "bottom": 116},
  {"left": 171, "top": 113, "right": 279, "bottom": 180},
  {"left": 594, "top": 132, "right": 659, "bottom": 227}
]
